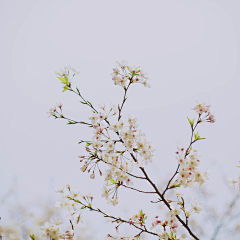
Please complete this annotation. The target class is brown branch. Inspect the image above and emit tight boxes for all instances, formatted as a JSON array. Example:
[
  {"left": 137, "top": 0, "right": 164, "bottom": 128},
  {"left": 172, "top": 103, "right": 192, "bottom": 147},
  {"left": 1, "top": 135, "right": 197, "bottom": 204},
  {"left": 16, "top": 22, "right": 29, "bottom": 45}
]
[
  {"left": 68, "top": 197, "right": 159, "bottom": 238},
  {"left": 121, "top": 184, "right": 156, "bottom": 194},
  {"left": 162, "top": 164, "right": 180, "bottom": 196},
  {"left": 129, "top": 153, "right": 199, "bottom": 240},
  {"left": 118, "top": 81, "right": 132, "bottom": 121},
  {"left": 94, "top": 154, "right": 146, "bottom": 179}
]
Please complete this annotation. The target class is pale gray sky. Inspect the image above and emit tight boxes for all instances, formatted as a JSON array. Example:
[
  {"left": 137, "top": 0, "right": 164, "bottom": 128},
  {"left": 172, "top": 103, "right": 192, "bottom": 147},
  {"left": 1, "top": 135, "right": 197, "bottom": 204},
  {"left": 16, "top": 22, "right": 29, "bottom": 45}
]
[{"left": 1, "top": 0, "right": 240, "bottom": 239}]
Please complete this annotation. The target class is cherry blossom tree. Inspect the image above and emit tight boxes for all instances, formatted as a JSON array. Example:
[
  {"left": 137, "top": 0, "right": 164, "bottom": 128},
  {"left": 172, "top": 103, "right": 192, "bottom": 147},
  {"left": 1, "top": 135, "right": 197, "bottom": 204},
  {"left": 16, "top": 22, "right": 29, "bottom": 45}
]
[{"left": 41, "top": 61, "right": 218, "bottom": 240}]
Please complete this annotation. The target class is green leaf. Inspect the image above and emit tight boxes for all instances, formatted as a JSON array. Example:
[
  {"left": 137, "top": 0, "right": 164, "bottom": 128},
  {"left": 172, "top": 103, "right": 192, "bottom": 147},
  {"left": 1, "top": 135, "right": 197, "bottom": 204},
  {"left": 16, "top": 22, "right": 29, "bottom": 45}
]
[
  {"left": 63, "top": 85, "right": 68, "bottom": 92},
  {"left": 194, "top": 132, "right": 200, "bottom": 141},
  {"left": 29, "top": 234, "right": 36, "bottom": 240},
  {"left": 80, "top": 206, "right": 85, "bottom": 209},
  {"left": 188, "top": 118, "right": 194, "bottom": 127},
  {"left": 67, "top": 121, "right": 75, "bottom": 124},
  {"left": 57, "top": 76, "right": 68, "bottom": 84},
  {"left": 86, "top": 142, "right": 91, "bottom": 147},
  {"left": 110, "top": 178, "right": 116, "bottom": 184}
]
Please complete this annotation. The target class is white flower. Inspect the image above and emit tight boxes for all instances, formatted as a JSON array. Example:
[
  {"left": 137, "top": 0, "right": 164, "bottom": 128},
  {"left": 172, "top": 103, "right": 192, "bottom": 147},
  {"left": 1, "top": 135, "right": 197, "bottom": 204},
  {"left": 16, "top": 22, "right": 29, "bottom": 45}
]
[
  {"left": 194, "top": 170, "right": 205, "bottom": 186},
  {"left": 99, "top": 102, "right": 105, "bottom": 110},
  {"left": 174, "top": 188, "right": 184, "bottom": 197},
  {"left": 98, "top": 112, "right": 106, "bottom": 121},
  {"left": 117, "top": 60, "right": 128, "bottom": 70},
  {"left": 108, "top": 196, "right": 119, "bottom": 206},
  {"left": 128, "top": 115, "right": 137, "bottom": 125},
  {"left": 110, "top": 122, "right": 120, "bottom": 132},
  {"left": 50, "top": 218, "right": 63, "bottom": 226},
  {"left": 104, "top": 140, "right": 115, "bottom": 151},
  {"left": 176, "top": 153, "right": 186, "bottom": 165},
  {"left": 89, "top": 113, "right": 98, "bottom": 124},
  {"left": 70, "top": 190, "right": 80, "bottom": 199},
  {"left": 68, "top": 201, "right": 78, "bottom": 211},
  {"left": 55, "top": 201, "right": 64, "bottom": 209},
  {"left": 40, "top": 222, "right": 51, "bottom": 237},
  {"left": 111, "top": 67, "right": 120, "bottom": 77},
  {"left": 142, "top": 80, "right": 151, "bottom": 88},
  {"left": 157, "top": 229, "right": 168, "bottom": 239},
  {"left": 55, "top": 186, "right": 64, "bottom": 194},
  {"left": 49, "top": 225, "right": 61, "bottom": 239},
  {"left": 193, "top": 102, "right": 210, "bottom": 114},
  {"left": 110, "top": 103, "right": 118, "bottom": 115},
  {"left": 191, "top": 199, "right": 202, "bottom": 213},
  {"left": 101, "top": 186, "right": 109, "bottom": 199}
]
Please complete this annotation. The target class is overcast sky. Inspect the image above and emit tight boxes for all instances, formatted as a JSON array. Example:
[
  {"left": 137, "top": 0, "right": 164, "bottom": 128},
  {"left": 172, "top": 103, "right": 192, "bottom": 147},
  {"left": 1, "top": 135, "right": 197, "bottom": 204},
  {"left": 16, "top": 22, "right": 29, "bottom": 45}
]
[{"left": 1, "top": 0, "right": 240, "bottom": 239}]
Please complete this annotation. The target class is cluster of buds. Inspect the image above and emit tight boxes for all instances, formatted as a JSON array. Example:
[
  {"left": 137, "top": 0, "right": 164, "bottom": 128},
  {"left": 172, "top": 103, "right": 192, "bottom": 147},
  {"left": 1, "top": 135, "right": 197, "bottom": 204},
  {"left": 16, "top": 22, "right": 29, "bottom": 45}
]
[{"left": 111, "top": 61, "right": 150, "bottom": 88}]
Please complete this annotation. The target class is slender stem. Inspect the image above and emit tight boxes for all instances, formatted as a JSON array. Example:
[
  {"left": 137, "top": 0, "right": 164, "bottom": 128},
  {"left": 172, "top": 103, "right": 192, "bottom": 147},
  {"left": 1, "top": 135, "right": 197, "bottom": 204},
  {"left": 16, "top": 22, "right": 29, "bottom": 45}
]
[
  {"left": 68, "top": 86, "right": 98, "bottom": 113},
  {"left": 121, "top": 184, "right": 156, "bottom": 194},
  {"left": 68, "top": 197, "right": 159, "bottom": 238},
  {"left": 118, "top": 81, "right": 132, "bottom": 121},
  {"left": 162, "top": 165, "right": 180, "bottom": 196}
]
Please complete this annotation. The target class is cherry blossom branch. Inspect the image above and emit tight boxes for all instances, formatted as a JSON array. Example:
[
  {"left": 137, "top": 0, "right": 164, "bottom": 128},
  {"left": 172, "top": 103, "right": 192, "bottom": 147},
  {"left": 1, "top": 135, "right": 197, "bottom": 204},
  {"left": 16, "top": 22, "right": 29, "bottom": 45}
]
[
  {"left": 68, "top": 197, "right": 159, "bottom": 238},
  {"left": 162, "top": 114, "right": 203, "bottom": 196},
  {"left": 61, "top": 116, "right": 93, "bottom": 126},
  {"left": 128, "top": 153, "right": 200, "bottom": 240},
  {"left": 112, "top": 88, "right": 200, "bottom": 238},
  {"left": 185, "top": 114, "right": 201, "bottom": 157},
  {"left": 68, "top": 86, "right": 98, "bottom": 113},
  {"left": 118, "top": 81, "right": 132, "bottom": 121}
]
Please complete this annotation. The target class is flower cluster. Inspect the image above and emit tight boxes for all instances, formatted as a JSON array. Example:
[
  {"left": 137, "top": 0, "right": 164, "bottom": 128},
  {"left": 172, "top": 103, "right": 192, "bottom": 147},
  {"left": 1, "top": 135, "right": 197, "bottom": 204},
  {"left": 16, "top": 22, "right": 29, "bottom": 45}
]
[
  {"left": 47, "top": 102, "right": 63, "bottom": 118},
  {"left": 128, "top": 210, "right": 147, "bottom": 227},
  {"left": 79, "top": 107, "right": 155, "bottom": 205},
  {"left": 55, "top": 66, "right": 80, "bottom": 78},
  {"left": 40, "top": 218, "right": 73, "bottom": 240},
  {"left": 193, "top": 102, "right": 215, "bottom": 123},
  {"left": 55, "top": 66, "right": 80, "bottom": 92},
  {"left": 175, "top": 148, "right": 209, "bottom": 188},
  {"left": 55, "top": 185, "right": 93, "bottom": 225},
  {"left": 111, "top": 61, "right": 150, "bottom": 88}
]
